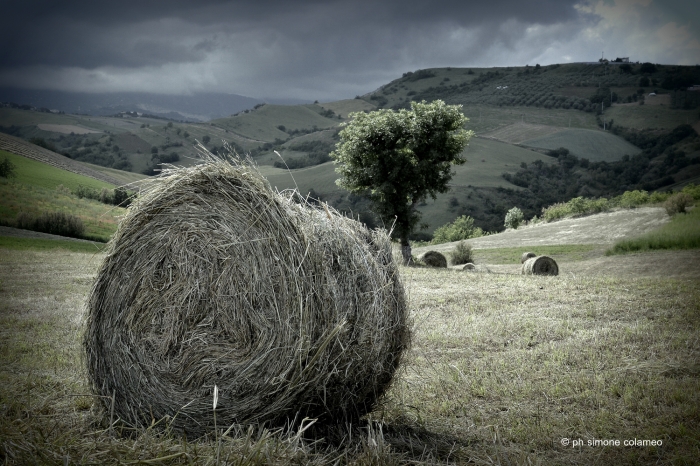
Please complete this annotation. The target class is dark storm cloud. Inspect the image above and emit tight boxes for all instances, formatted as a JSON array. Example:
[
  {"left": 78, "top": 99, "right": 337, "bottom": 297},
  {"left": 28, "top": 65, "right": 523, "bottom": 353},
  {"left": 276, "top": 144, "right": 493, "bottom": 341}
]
[
  {"left": 0, "top": 0, "right": 580, "bottom": 69},
  {"left": 0, "top": 1, "right": 696, "bottom": 100}
]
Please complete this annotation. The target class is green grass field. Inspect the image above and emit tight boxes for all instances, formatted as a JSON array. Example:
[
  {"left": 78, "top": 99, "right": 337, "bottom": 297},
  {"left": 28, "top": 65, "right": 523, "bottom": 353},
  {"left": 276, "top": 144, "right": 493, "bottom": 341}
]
[
  {"left": 607, "top": 207, "right": 700, "bottom": 254},
  {"left": 458, "top": 105, "right": 600, "bottom": 134},
  {"left": 0, "top": 235, "right": 107, "bottom": 253},
  {"left": 521, "top": 128, "right": 641, "bottom": 162},
  {"left": 606, "top": 104, "right": 699, "bottom": 130},
  {"left": 471, "top": 243, "right": 600, "bottom": 264},
  {"left": 0, "top": 150, "right": 116, "bottom": 192},
  {"left": 0, "top": 151, "right": 126, "bottom": 241},
  {"left": 212, "top": 104, "right": 341, "bottom": 143},
  {"left": 80, "top": 161, "right": 149, "bottom": 186},
  {"left": 317, "top": 98, "right": 377, "bottom": 118}
]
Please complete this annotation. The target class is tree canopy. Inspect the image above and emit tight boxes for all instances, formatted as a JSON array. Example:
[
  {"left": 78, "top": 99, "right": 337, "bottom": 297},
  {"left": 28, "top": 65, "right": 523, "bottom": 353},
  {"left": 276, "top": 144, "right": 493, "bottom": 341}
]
[{"left": 331, "top": 100, "right": 473, "bottom": 262}]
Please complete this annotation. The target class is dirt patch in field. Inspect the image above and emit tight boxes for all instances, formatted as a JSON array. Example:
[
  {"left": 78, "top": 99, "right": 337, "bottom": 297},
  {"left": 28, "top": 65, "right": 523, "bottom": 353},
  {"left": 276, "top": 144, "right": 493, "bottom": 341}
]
[{"left": 37, "top": 124, "right": 102, "bottom": 134}]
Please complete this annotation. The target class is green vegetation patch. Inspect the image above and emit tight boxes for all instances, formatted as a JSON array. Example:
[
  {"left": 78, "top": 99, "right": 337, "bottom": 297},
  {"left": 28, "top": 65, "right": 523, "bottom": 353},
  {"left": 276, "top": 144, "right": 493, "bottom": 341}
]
[
  {"left": 0, "top": 150, "right": 115, "bottom": 192},
  {"left": 0, "top": 235, "right": 107, "bottom": 253},
  {"left": 80, "top": 161, "right": 149, "bottom": 186},
  {"left": 473, "top": 243, "right": 600, "bottom": 264},
  {"left": 0, "top": 178, "right": 124, "bottom": 241},
  {"left": 213, "top": 104, "right": 340, "bottom": 142},
  {"left": 606, "top": 104, "right": 699, "bottom": 130},
  {"left": 607, "top": 207, "right": 700, "bottom": 255},
  {"left": 522, "top": 128, "right": 641, "bottom": 162}
]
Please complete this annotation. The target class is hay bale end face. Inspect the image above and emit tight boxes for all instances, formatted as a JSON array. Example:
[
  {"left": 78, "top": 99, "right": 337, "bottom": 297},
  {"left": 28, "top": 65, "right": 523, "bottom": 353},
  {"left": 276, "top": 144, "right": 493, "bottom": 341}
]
[
  {"left": 418, "top": 251, "right": 447, "bottom": 268},
  {"left": 522, "top": 256, "right": 559, "bottom": 276},
  {"left": 521, "top": 252, "right": 536, "bottom": 264},
  {"left": 84, "top": 158, "right": 410, "bottom": 437}
]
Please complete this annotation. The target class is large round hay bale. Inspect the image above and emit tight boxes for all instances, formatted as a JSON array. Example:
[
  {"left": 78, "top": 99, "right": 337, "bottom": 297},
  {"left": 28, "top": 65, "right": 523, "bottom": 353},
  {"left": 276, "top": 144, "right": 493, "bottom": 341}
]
[
  {"left": 520, "top": 252, "right": 536, "bottom": 263},
  {"left": 418, "top": 251, "right": 447, "bottom": 268},
  {"left": 84, "top": 159, "right": 409, "bottom": 437},
  {"left": 522, "top": 256, "right": 559, "bottom": 276}
]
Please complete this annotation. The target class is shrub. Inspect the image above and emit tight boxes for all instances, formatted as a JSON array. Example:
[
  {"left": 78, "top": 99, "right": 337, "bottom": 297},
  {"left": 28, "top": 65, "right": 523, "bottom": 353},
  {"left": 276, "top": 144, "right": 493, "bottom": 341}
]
[
  {"left": 614, "top": 190, "right": 650, "bottom": 208},
  {"left": 664, "top": 192, "right": 694, "bottom": 215},
  {"left": 98, "top": 188, "right": 114, "bottom": 205},
  {"left": 450, "top": 241, "right": 473, "bottom": 265},
  {"left": 73, "top": 184, "right": 134, "bottom": 207},
  {"left": 649, "top": 191, "right": 671, "bottom": 203},
  {"left": 504, "top": 207, "right": 524, "bottom": 229},
  {"left": 55, "top": 184, "right": 71, "bottom": 195},
  {"left": 432, "top": 215, "right": 483, "bottom": 244},
  {"left": 682, "top": 183, "right": 700, "bottom": 200},
  {"left": 15, "top": 211, "right": 85, "bottom": 239},
  {"left": 542, "top": 202, "right": 569, "bottom": 222},
  {"left": 0, "top": 156, "right": 16, "bottom": 178}
]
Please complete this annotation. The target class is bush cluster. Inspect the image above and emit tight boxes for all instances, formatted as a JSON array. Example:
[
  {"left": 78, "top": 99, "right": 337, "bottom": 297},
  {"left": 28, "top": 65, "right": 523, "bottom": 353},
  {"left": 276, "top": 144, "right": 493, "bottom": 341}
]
[
  {"left": 504, "top": 207, "right": 524, "bottom": 229},
  {"left": 15, "top": 211, "right": 85, "bottom": 239},
  {"left": 450, "top": 241, "right": 474, "bottom": 265},
  {"left": 73, "top": 185, "right": 133, "bottom": 207},
  {"left": 537, "top": 187, "right": 694, "bottom": 223},
  {"left": 664, "top": 192, "right": 694, "bottom": 215},
  {"left": 431, "top": 215, "right": 484, "bottom": 244},
  {"left": 0, "top": 156, "right": 16, "bottom": 178}
]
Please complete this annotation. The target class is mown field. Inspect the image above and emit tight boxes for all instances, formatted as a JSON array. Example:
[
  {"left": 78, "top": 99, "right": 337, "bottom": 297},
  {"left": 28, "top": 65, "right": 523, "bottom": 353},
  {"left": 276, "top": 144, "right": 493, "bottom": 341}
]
[
  {"left": 606, "top": 104, "right": 699, "bottom": 131},
  {"left": 520, "top": 128, "right": 641, "bottom": 162},
  {"left": 1, "top": 235, "right": 698, "bottom": 464}
]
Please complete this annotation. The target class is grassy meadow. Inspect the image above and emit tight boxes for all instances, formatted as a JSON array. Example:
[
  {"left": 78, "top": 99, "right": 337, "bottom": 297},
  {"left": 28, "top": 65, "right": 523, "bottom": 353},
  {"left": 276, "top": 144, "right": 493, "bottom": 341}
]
[
  {"left": 1, "top": 244, "right": 698, "bottom": 465},
  {"left": 605, "top": 104, "right": 699, "bottom": 131},
  {"left": 520, "top": 128, "right": 641, "bottom": 162},
  {"left": 0, "top": 150, "right": 126, "bottom": 241},
  {"left": 607, "top": 207, "right": 700, "bottom": 255}
]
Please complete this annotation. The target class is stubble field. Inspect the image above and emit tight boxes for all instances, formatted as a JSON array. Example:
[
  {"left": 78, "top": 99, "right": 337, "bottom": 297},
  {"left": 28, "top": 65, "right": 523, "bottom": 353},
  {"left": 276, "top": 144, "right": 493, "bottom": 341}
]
[{"left": 1, "top": 235, "right": 699, "bottom": 464}]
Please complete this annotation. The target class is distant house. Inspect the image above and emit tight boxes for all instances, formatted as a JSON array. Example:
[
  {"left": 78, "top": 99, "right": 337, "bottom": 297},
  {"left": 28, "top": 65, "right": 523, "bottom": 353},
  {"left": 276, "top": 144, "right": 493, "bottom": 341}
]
[
  {"left": 614, "top": 57, "right": 630, "bottom": 63},
  {"left": 648, "top": 92, "right": 657, "bottom": 96},
  {"left": 688, "top": 85, "right": 700, "bottom": 92}
]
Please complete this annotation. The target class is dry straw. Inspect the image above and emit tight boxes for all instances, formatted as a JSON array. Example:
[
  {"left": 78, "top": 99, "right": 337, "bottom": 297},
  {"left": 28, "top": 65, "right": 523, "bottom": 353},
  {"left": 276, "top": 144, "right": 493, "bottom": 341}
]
[
  {"left": 520, "top": 252, "right": 536, "bottom": 264},
  {"left": 84, "top": 153, "right": 410, "bottom": 438},
  {"left": 418, "top": 251, "right": 447, "bottom": 268},
  {"left": 521, "top": 256, "right": 559, "bottom": 276}
]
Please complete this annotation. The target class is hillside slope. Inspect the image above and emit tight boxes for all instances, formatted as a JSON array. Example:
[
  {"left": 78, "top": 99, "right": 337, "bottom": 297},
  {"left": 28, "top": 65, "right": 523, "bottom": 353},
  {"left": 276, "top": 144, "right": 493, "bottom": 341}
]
[{"left": 414, "top": 207, "right": 669, "bottom": 255}]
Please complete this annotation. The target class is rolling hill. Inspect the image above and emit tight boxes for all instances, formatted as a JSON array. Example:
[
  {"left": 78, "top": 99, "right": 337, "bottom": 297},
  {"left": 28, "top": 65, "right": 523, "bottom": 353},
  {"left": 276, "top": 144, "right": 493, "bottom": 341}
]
[
  {"left": 2, "top": 61, "right": 699, "bottom": 237},
  {"left": 520, "top": 128, "right": 641, "bottom": 162}
]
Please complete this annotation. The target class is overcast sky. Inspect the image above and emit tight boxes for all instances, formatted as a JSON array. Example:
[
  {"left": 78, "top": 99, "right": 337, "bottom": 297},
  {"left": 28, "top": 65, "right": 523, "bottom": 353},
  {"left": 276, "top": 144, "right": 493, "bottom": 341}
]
[{"left": 1, "top": 0, "right": 698, "bottom": 101}]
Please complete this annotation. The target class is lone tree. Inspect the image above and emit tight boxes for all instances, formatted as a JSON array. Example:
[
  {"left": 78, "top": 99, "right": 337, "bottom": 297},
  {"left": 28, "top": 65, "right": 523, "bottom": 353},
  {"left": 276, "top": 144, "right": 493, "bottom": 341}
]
[{"left": 331, "top": 100, "right": 473, "bottom": 263}]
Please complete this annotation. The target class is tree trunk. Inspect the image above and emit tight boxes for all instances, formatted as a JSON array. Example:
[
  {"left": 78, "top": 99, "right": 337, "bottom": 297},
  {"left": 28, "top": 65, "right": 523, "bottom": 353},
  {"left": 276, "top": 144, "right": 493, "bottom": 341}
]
[{"left": 400, "top": 236, "right": 412, "bottom": 265}]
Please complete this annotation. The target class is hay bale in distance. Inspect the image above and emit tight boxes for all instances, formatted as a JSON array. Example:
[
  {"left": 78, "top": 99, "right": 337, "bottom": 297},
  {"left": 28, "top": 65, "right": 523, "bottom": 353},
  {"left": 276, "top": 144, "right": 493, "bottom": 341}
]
[
  {"left": 459, "top": 262, "right": 476, "bottom": 271},
  {"left": 522, "top": 256, "right": 559, "bottom": 276},
  {"left": 418, "top": 250, "right": 447, "bottom": 268},
  {"left": 520, "top": 252, "right": 536, "bottom": 264},
  {"left": 84, "top": 157, "right": 410, "bottom": 437}
]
